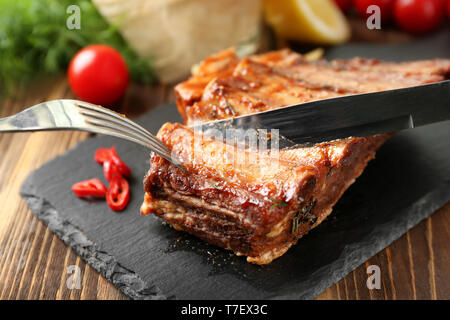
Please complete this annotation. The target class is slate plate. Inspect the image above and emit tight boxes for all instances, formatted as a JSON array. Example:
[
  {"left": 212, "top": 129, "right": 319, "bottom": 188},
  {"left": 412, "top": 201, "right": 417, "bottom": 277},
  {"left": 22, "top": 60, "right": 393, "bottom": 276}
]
[{"left": 20, "top": 31, "right": 450, "bottom": 300}]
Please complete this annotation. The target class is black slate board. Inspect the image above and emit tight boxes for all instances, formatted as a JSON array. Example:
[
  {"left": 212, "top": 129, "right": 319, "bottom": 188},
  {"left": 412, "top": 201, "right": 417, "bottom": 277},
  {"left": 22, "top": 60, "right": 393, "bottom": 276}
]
[{"left": 20, "top": 31, "right": 450, "bottom": 300}]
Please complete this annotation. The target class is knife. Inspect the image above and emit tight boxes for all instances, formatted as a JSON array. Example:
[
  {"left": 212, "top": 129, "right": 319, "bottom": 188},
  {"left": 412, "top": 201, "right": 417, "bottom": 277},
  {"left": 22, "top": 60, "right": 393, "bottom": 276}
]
[{"left": 192, "top": 80, "right": 449, "bottom": 148}]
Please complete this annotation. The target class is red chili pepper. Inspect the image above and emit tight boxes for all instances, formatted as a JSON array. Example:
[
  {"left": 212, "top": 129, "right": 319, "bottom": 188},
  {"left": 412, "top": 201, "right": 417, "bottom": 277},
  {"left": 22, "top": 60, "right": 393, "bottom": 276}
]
[
  {"left": 106, "top": 177, "right": 130, "bottom": 211},
  {"left": 110, "top": 146, "right": 131, "bottom": 177},
  {"left": 94, "top": 147, "right": 113, "bottom": 164},
  {"left": 96, "top": 146, "right": 130, "bottom": 178},
  {"left": 76, "top": 147, "right": 132, "bottom": 211},
  {"left": 103, "top": 160, "right": 123, "bottom": 182},
  {"left": 72, "top": 179, "right": 107, "bottom": 198}
]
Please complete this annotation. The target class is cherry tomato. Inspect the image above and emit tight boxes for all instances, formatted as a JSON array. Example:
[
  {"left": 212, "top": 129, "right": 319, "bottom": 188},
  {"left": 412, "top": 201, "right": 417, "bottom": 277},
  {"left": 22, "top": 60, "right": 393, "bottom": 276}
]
[
  {"left": 72, "top": 179, "right": 107, "bottom": 198},
  {"left": 106, "top": 177, "right": 130, "bottom": 211},
  {"left": 333, "top": 0, "right": 353, "bottom": 12},
  {"left": 394, "top": 0, "right": 445, "bottom": 34},
  {"left": 68, "top": 44, "right": 129, "bottom": 106},
  {"left": 447, "top": 0, "right": 450, "bottom": 18},
  {"left": 355, "top": 0, "right": 395, "bottom": 22}
]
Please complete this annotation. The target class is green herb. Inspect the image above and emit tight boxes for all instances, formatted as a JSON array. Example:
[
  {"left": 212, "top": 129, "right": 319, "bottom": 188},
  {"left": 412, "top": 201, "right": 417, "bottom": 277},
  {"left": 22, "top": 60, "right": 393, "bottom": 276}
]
[
  {"left": 0, "top": 0, "right": 156, "bottom": 95},
  {"left": 291, "top": 214, "right": 300, "bottom": 234},
  {"left": 292, "top": 201, "right": 317, "bottom": 234},
  {"left": 269, "top": 197, "right": 289, "bottom": 210},
  {"left": 209, "top": 182, "right": 221, "bottom": 190}
]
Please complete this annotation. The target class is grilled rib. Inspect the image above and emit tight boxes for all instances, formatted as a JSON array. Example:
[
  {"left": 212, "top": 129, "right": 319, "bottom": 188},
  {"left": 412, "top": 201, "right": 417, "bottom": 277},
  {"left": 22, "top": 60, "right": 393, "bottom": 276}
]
[{"left": 142, "top": 48, "right": 450, "bottom": 264}]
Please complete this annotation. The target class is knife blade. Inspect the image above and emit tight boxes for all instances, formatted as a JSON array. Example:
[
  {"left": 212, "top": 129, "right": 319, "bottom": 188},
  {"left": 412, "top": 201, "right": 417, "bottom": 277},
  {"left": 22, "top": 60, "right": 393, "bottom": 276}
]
[{"left": 192, "top": 80, "right": 450, "bottom": 148}]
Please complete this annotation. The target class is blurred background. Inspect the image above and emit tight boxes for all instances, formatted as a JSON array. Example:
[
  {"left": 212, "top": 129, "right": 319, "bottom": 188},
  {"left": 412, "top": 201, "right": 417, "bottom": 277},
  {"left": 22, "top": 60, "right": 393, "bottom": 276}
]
[{"left": 0, "top": 0, "right": 448, "bottom": 108}]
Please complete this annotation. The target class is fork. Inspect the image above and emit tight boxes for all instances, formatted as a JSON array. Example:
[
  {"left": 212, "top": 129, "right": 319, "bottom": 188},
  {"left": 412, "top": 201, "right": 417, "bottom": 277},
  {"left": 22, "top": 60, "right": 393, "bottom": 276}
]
[{"left": 0, "top": 99, "right": 185, "bottom": 170}]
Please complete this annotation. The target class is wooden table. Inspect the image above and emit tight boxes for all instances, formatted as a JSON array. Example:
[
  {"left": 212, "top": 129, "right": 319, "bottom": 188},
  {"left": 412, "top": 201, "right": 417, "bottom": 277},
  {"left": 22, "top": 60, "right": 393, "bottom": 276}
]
[{"left": 0, "top": 77, "right": 448, "bottom": 300}]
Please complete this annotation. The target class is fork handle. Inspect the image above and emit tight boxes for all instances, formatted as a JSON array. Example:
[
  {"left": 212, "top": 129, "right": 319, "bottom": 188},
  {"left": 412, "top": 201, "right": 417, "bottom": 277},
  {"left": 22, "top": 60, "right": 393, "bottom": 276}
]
[
  {"left": 0, "top": 104, "right": 44, "bottom": 132},
  {"left": 0, "top": 101, "right": 83, "bottom": 133},
  {"left": 0, "top": 115, "right": 40, "bottom": 132},
  {"left": 0, "top": 100, "right": 186, "bottom": 171},
  {"left": 0, "top": 115, "right": 62, "bottom": 133},
  {"left": 0, "top": 116, "right": 15, "bottom": 132}
]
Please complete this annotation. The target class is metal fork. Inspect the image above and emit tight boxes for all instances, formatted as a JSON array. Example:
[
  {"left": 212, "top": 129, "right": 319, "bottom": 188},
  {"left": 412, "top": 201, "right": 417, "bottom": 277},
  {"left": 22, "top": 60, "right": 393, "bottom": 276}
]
[{"left": 0, "top": 99, "right": 184, "bottom": 170}]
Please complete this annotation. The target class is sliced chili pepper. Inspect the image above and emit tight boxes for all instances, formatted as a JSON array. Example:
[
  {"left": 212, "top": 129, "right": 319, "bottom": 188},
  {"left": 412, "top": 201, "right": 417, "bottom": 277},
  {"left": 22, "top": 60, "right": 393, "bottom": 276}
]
[
  {"left": 94, "top": 147, "right": 113, "bottom": 164},
  {"left": 103, "top": 160, "right": 123, "bottom": 182},
  {"left": 72, "top": 179, "right": 107, "bottom": 198},
  {"left": 110, "top": 146, "right": 131, "bottom": 177},
  {"left": 106, "top": 177, "right": 130, "bottom": 211}
]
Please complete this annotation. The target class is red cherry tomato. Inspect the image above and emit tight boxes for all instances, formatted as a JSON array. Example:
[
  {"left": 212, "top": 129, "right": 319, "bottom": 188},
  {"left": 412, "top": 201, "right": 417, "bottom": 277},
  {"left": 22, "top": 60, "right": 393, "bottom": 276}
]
[
  {"left": 68, "top": 44, "right": 129, "bottom": 106},
  {"left": 333, "top": 0, "right": 353, "bottom": 11},
  {"left": 72, "top": 179, "right": 107, "bottom": 198},
  {"left": 447, "top": 0, "right": 450, "bottom": 19},
  {"left": 394, "top": 0, "right": 445, "bottom": 34},
  {"left": 355, "top": 0, "right": 395, "bottom": 22},
  {"left": 106, "top": 177, "right": 130, "bottom": 211}
]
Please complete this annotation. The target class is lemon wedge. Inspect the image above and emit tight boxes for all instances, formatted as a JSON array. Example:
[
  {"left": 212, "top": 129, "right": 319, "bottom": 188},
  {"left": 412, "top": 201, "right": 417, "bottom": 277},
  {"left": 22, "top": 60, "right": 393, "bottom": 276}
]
[{"left": 263, "top": 0, "right": 351, "bottom": 45}]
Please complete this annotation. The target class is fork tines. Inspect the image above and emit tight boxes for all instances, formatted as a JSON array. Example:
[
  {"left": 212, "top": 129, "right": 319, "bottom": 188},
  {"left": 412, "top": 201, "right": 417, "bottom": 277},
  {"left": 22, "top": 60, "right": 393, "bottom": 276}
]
[{"left": 76, "top": 102, "right": 184, "bottom": 170}]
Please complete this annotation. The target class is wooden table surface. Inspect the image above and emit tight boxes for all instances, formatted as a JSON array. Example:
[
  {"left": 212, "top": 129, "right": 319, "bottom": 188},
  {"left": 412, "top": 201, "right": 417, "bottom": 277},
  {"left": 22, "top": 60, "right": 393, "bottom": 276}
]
[{"left": 0, "top": 77, "right": 448, "bottom": 300}]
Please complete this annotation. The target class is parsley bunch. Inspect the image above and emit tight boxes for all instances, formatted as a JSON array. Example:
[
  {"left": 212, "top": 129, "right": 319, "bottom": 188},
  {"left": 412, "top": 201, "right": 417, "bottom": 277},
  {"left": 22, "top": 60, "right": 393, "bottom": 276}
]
[{"left": 0, "top": 0, "right": 156, "bottom": 95}]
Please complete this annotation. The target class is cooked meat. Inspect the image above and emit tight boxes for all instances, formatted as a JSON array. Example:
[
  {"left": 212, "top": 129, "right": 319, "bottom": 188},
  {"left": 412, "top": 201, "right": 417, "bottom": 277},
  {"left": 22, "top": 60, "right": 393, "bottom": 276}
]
[
  {"left": 142, "top": 123, "right": 392, "bottom": 264},
  {"left": 176, "top": 48, "right": 450, "bottom": 125},
  {"left": 143, "top": 49, "right": 450, "bottom": 264}
]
